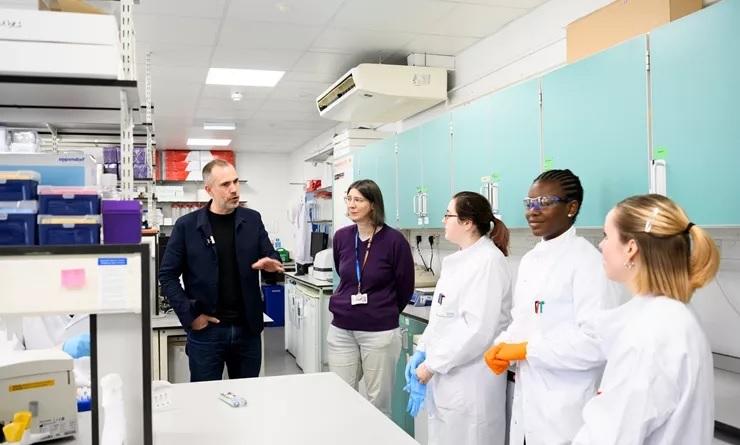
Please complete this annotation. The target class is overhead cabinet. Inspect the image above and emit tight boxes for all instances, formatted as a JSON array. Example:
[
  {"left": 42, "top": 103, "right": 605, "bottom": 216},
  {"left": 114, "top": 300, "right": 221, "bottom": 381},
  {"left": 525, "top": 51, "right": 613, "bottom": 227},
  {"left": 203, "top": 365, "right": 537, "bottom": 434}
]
[
  {"left": 452, "top": 79, "right": 541, "bottom": 228},
  {"left": 541, "top": 36, "right": 650, "bottom": 227},
  {"left": 650, "top": 0, "right": 740, "bottom": 226}
]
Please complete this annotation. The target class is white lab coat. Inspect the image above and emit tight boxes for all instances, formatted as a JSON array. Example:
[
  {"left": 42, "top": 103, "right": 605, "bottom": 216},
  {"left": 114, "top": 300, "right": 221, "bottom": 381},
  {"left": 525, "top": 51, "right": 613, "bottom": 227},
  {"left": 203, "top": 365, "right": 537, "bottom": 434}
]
[
  {"left": 573, "top": 295, "right": 714, "bottom": 445},
  {"left": 495, "top": 226, "right": 620, "bottom": 445},
  {"left": 418, "top": 236, "right": 513, "bottom": 445},
  {"left": 290, "top": 198, "right": 311, "bottom": 264}
]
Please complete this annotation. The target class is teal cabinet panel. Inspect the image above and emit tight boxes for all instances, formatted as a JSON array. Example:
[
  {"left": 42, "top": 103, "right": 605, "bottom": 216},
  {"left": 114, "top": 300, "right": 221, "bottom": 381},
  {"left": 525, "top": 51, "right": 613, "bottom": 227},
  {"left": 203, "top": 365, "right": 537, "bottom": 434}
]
[
  {"left": 375, "top": 136, "right": 399, "bottom": 227},
  {"left": 489, "top": 79, "right": 542, "bottom": 228},
  {"left": 650, "top": 0, "right": 740, "bottom": 225},
  {"left": 353, "top": 145, "right": 372, "bottom": 180},
  {"left": 420, "top": 113, "right": 452, "bottom": 228},
  {"left": 397, "top": 127, "right": 424, "bottom": 228},
  {"left": 451, "top": 95, "right": 496, "bottom": 196},
  {"left": 542, "top": 36, "right": 649, "bottom": 227},
  {"left": 392, "top": 314, "right": 429, "bottom": 435}
]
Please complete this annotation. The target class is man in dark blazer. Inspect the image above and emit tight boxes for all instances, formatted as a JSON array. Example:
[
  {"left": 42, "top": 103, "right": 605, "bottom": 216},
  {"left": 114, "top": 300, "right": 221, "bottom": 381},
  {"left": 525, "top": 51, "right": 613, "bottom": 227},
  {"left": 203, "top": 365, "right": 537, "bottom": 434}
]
[{"left": 159, "top": 159, "right": 283, "bottom": 381}]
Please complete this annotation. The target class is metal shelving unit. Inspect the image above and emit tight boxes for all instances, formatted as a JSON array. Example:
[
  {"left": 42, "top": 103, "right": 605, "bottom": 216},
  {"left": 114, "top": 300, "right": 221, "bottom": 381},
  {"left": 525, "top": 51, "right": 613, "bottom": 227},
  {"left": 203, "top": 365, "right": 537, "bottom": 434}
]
[{"left": 0, "top": 0, "right": 151, "bottom": 202}]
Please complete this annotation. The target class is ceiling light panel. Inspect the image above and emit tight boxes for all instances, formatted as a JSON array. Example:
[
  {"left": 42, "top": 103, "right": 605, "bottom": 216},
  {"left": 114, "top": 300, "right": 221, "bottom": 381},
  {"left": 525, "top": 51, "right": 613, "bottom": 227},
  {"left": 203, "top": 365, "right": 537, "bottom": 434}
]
[{"left": 206, "top": 68, "right": 285, "bottom": 87}]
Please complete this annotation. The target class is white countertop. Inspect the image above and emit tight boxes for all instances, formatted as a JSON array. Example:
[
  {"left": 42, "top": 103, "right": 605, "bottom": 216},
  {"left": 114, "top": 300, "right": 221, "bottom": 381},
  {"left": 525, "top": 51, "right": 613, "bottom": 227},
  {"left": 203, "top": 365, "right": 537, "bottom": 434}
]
[
  {"left": 151, "top": 312, "right": 273, "bottom": 330},
  {"left": 285, "top": 271, "right": 334, "bottom": 290},
  {"left": 153, "top": 373, "right": 417, "bottom": 445},
  {"left": 402, "top": 304, "right": 431, "bottom": 323}
]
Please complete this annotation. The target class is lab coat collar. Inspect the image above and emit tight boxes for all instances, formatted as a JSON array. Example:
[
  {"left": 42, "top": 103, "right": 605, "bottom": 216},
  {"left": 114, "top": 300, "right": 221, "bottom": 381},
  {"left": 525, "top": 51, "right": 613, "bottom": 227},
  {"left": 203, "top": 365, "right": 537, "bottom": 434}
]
[
  {"left": 449, "top": 235, "right": 491, "bottom": 260},
  {"left": 533, "top": 225, "right": 577, "bottom": 252}
]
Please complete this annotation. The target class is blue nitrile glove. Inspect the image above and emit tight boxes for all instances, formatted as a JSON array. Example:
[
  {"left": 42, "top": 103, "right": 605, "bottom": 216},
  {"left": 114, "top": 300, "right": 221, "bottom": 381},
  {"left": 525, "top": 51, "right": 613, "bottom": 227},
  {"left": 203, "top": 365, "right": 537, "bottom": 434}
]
[
  {"left": 62, "top": 333, "right": 90, "bottom": 358},
  {"left": 405, "top": 350, "right": 426, "bottom": 383},
  {"left": 403, "top": 375, "right": 427, "bottom": 417}
]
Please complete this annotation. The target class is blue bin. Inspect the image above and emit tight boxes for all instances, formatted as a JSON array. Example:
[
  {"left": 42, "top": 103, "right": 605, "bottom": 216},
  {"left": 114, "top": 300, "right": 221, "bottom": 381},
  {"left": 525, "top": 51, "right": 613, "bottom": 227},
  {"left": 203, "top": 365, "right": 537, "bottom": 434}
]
[
  {"left": 0, "top": 171, "right": 40, "bottom": 201},
  {"left": 262, "top": 285, "right": 285, "bottom": 326},
  {"left": 0, "top": 201, "right": 38, "bottom": 245},
  {"left": 38, "top": 215, "right": 101, "bottom": 245},
  {"left": 38, "top": 186, "right": 100, "bottom": 215}
]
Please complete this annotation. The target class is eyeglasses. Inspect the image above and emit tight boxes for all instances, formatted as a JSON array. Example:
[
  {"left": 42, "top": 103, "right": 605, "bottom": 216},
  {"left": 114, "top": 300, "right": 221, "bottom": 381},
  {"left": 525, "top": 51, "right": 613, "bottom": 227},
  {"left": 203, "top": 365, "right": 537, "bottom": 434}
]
[
  {"left": 443, "top": 213, "right": 458, "bottom": 220},
  {"left": 523, "top": 195, "right": 569, "bottom": 211},
  {"left": 344, "top": 196, "right": 367, "bottom": 205}
]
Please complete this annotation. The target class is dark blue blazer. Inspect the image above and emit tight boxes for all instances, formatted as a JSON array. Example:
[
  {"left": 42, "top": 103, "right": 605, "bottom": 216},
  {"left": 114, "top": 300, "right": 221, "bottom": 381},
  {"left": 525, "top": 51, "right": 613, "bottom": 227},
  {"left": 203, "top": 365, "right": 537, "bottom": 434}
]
[{"left": 158, "top": 203, "right": 279, "bottom": 334}]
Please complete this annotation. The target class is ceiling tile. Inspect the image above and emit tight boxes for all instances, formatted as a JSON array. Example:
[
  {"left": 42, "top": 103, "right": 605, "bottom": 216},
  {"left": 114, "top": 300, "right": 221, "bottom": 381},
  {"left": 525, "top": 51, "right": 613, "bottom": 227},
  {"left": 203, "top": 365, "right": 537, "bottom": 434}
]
[
  {"left": 133, "top": 0, "right": 228, "bottom": 18},
  {"left": 217, "top": 21, "right": 323, "bottom": 51},
  {"left": 210, "top": 47, "right": 303, "bottom": 71},
  {"left": 281, "top": 70, "right": 341, "bottom": 84},
  {"left": 291, "top": 52, "right": 360, "bottom": 78},
  {"left": 136, "top": 42, "right": 214, "bottom": 68},
  {"left": 331, "top": 0, "right": 456, "bottom": 33},
  {"left": 312, "top": 27, "right": 416, "bottom": 54},
  {"left": 195, "top": 108, "right": 259, "bottom": 121},
  {"left": 268, "top": 80, "right": 332, "bottom": 101},
  {"left": 405, "top": 34, "right": 479, "bottom": 55},
  {"left": 226, "top": 0, "right": 345, "bottom": 26},
  {"left": 440, "top": 0, "right": 548, "bottom": 8},
  {"left": 432, "top": 3, "right": 527, "bottom": 38},
  {"left": 135, "top": 14, "right": 221, "bottom": 46}
]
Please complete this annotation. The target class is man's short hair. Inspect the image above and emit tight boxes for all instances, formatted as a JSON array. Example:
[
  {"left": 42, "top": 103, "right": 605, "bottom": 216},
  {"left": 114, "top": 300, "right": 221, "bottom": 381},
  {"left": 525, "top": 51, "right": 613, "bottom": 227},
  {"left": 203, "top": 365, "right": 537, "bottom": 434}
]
[{"left": 202, "top": 159, "right": 232, "bottom": 184}]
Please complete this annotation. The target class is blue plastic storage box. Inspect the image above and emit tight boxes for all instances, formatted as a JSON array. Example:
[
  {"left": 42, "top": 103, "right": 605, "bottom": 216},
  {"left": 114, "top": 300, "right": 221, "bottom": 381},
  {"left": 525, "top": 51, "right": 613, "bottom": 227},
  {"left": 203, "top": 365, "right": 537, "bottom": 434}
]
[
  {"left": 0, "top": 201, "right": 38, "bottom": 245},
  {"left": 262, "top": 284, "right": 285, "bottom": 326},
  {"left": 38, "top": 186, "right": 100, "bottom": 215},
  {"left": 0, "top": 171, "right": 40, "bottom": 201},
  {"left": 38, "top": 215, "right": 101, "bottom": 245}
]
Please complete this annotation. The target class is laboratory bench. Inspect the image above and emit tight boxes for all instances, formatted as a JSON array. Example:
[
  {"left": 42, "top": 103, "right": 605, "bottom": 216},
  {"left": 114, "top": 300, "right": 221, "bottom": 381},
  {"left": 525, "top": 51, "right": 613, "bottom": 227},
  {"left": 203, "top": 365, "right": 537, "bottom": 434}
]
[
  {"left": 150, "top": 312, "right": 272, "bottom": 382},
  {"left": 62, "top": 373, "right": 416, "bottom": 445},
  {"left": 401, "top": 304, "right": 431, "bottom": 323}
]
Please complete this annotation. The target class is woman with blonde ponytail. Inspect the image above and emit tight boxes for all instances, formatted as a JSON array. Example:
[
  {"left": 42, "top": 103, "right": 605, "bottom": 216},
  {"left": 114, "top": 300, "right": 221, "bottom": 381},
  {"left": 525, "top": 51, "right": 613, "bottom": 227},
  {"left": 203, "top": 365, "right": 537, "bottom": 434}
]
[{"left": 573, "top": 194, "right": 720, "bottom": 445}]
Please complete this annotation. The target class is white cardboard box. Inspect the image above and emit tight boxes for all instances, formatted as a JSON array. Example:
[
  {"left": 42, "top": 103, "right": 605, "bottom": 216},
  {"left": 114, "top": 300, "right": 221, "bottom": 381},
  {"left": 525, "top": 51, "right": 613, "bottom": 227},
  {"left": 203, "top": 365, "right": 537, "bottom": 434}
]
[{"left": 0, "top": 9, "right": 121, "bottom": 78}]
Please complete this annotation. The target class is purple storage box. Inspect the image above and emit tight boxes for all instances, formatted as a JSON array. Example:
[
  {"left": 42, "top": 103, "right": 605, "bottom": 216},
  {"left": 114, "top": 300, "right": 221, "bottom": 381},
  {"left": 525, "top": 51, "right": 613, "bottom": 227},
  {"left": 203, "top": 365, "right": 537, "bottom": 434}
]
[
  {"left": 133, "top": 146, "right": 146, "bottom": 164},
  {"left": 102, "top": 200, "right": 141, "bottom": 244},
  {"left": 133, "top": 164, "right": 150, "bottom": 179},
  {"left": 103, "top": 146, "right": 120, "bottom": 164}
]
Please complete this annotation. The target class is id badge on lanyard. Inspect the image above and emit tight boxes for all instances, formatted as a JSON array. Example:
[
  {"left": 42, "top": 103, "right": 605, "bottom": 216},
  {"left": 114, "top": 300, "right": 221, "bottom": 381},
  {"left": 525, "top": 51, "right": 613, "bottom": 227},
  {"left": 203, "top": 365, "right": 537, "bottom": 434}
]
[{"left": 351, "top": 227, "right": 373, "bottom": 306}]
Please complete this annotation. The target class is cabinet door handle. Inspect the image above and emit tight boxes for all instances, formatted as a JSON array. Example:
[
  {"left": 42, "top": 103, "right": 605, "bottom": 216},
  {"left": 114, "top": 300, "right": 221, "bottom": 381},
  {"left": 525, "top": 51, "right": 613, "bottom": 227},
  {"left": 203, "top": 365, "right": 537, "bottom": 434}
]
[
  {"left": 413, "top": 193, "right": 419, "bottom": 216},
  {"left": 420, "top": 193, "right": 428, "bottom": 217},
  {"left": 401, "top": 327, "right": 409, "bottom": 350}
]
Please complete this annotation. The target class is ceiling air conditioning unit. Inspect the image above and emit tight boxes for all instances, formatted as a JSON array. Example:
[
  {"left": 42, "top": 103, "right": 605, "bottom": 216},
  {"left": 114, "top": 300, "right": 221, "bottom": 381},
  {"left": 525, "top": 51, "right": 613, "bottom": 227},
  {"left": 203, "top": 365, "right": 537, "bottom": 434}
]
[{"left": 316, "top": 64, "right": 447, "bottom": 123}]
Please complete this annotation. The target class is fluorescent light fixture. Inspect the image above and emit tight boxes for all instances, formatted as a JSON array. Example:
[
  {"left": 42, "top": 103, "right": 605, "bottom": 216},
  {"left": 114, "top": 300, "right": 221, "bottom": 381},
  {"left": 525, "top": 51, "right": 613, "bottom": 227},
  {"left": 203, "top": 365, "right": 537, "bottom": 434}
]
[
  {"left": 203, "top": 122, "right": 236, "bottom": 131},
  {"left": 206, "top": 68, "right": 285, "bottom": 87},
  {"left": 186, "top": 138, "right": 231, "bottom": 146}
]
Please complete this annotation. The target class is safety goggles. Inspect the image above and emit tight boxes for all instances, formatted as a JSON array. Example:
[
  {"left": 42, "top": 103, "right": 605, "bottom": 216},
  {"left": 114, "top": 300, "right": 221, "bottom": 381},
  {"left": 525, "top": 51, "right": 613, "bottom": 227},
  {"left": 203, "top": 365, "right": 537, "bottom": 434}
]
[{"left": 523, "top": 195, "right": 569, "bottom": 211}]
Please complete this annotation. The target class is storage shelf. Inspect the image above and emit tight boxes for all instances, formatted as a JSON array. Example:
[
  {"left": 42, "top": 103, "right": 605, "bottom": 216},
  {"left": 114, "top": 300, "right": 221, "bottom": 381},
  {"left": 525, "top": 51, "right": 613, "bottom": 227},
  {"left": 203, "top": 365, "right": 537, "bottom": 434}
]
[
  {"left": 155, "top": 180, "right": 248, "bottom": 185},
  {"left": 0, "top": 75, "right": 141, "bottom": 126},
  {"left": 309, "top": 220, "right": 333, "bottom": 224}
]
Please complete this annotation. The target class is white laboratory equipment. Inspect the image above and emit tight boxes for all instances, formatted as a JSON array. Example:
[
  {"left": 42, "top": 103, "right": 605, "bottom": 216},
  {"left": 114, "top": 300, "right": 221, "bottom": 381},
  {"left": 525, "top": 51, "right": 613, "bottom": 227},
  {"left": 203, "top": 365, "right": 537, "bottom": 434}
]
[
  {"left": 285, "top": 274, "right": 333, "bottom": 373},
  {"left": 480, "top": 176, "right": 502, "bottom": 220},
  {"left": 650, "top": 159, "right": 667, "bottom": 196},
  {"left": 0, "top": 349, "right": 77, "bottom": 442}
]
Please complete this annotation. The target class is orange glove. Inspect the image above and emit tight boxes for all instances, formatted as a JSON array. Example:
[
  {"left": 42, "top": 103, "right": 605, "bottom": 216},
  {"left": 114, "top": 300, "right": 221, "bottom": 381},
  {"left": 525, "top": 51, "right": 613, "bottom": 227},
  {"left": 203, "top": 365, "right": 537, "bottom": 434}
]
[
  {"left": 495, "top": 342, "right": 528, "bottom": 361},
  {"left": 484, "top": 344, "right": 510, "bottom": 375}
]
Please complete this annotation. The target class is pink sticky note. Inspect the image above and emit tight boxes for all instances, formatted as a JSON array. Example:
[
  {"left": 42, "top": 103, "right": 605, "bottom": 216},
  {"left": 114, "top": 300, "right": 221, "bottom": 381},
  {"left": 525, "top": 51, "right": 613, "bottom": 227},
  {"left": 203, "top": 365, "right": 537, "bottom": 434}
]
[{"left": 61, "top": 269, "right": 86, "bottom": 289}]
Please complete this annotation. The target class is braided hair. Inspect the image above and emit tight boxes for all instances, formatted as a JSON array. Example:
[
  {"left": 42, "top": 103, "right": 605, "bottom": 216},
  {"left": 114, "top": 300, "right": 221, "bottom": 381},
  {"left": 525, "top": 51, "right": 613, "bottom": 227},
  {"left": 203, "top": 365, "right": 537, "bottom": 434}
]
[{"left": 533, "top": 169, "right": 584, "bottom": 221}]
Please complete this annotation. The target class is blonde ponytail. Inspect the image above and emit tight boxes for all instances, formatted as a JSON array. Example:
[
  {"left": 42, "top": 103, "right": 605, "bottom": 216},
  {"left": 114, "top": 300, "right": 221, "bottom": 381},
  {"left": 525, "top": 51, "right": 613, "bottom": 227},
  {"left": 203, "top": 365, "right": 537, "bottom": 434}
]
[{"left": 687, "top": 224, "right": 720, "bottom": 293}]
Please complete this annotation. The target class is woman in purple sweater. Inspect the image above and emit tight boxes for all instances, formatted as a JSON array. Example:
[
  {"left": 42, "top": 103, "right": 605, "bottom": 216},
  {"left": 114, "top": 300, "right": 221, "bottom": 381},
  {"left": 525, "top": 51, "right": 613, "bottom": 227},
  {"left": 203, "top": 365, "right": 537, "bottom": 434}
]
[{"left": 328, "top": 179, "right": 415, "bottom": 417}]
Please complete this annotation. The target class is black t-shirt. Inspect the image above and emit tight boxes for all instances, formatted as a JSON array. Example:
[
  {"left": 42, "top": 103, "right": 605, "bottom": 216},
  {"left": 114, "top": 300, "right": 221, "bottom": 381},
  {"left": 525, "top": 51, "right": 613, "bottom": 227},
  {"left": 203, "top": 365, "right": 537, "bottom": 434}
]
[{"left": 208, "top": 209, "right": 244, "bottom": 324}]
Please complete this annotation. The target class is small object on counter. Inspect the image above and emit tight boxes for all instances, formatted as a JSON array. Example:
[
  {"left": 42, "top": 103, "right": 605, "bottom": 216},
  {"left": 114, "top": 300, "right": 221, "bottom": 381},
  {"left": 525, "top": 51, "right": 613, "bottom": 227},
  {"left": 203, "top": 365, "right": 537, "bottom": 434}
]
[{"left": 218, "top": 391, "right": 247, "bottom": 408}]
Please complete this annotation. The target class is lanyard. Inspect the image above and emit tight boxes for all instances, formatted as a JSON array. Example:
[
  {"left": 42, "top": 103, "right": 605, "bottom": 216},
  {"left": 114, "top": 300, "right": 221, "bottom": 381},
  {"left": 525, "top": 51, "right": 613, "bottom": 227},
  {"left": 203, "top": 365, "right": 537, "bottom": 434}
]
[{"left": 354, "top": 226, "right": 375, "bottom": 293}]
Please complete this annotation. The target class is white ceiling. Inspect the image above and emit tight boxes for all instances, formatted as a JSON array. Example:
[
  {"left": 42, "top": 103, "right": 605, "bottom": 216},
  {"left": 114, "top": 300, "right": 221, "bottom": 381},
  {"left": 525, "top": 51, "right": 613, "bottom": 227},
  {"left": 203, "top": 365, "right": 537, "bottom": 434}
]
[{"left": 128, "top": 0, "right": 549, "bottom": 152}]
